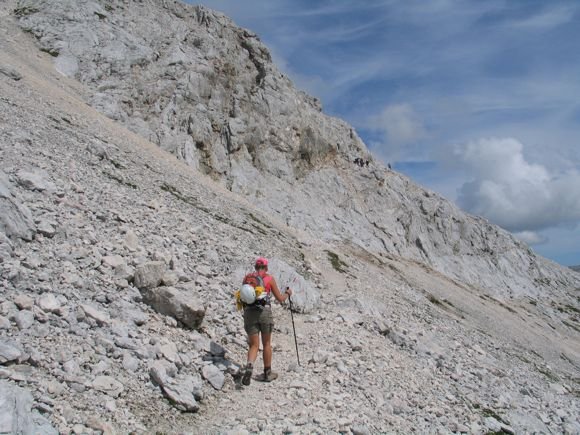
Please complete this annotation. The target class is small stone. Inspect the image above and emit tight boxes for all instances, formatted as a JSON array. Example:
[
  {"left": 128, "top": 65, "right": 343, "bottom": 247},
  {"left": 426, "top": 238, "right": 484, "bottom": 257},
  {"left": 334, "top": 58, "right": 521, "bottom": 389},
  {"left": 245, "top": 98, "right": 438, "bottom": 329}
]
[
  {"left": 72, "top": 424, "right": 87, "bottom": 435},
  {"left": 102, "top": 255, "right": 125, "bottom": 268},
  {"left": 36, "top": 220, "right": 56, "bottom": 238},
  {"left": 91, "top": 376, "right": 124, "bottom": 397},
  {"left": 484, "top": 417, "right": 502, "bottom": 432},
  {"left": 351, "top": 424, "right": 371, "bottom": 435},
  {"left": 114, "top": 263, "right": 134, "bottom": 281},
  {"left": 310, "top": 350, "right": 328, "bottom": 364},
  {"left": 159, "top": 375, "right": 203, "bottom": 412},
  {"left": 14, "top": 310, "right": 34, "bottom": 329},
  {"left": 147, "top": 199, "right": 160, "bottom": 210},
  {"left": 63, "top": 359, "right": 80, "bottom": 375},
  {"left": 92, "top": 360, "right": 110, "bottom": 375},
  {"left": 202, "top": 364, "right": 225, "bottom": 390},
  {"left": 46, "top": 380, "right": 65, "bottom": 396},
  {"left": 134, "top": 261, "right": 165, "bottom": 289},
  {"left": 80, "top": 304, "right": 110, "bottom": 325},
  {"left": 161, "top": 272, "right": 179, "bottom": 287},
  {"left": 0, "top": 315, "right": 11, "bottom": 329},
  {"left": 196, "top": 265, "right": 213, "bottom": 277},
  {"left": 85, "top": 416, "right": 115, "bottom": 435},
  {"left": 159, "top": 342, "right": 181, "bottom": 364},
  {"left": 0, "top": 342, "right": 22, "bottom": 364},
  {"left": 122, "top": 353, "right": 139, "bottom": 372},
  {"left": 15, "top": 169, "right": 56, "bottom": 192},
  {"left": 13, "top": 295, "right": 34, "bottom": 310},
  {"left": 36, "top": 293, "right": 62, "bottom": 314},
  {"left": 124, "top": 230, "right": 139, "bottom": 251},
  {"left": 22, "top": 254, "right": 42, "bottom": 269}
]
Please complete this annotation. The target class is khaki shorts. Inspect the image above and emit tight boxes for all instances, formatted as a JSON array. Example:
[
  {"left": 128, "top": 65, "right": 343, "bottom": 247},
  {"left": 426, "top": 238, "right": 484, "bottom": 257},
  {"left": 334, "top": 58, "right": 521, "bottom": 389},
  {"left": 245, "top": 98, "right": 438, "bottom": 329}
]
[{"left": 244, "top": 306, "right": 274, "bottom": 336}]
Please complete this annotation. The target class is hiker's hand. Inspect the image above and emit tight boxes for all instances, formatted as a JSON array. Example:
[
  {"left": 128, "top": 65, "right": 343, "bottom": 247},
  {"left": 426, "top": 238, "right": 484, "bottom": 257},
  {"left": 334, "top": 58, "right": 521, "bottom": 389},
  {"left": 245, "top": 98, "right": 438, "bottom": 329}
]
[{"left": 285, "top": 287, "right": 293, "bottom": 297}]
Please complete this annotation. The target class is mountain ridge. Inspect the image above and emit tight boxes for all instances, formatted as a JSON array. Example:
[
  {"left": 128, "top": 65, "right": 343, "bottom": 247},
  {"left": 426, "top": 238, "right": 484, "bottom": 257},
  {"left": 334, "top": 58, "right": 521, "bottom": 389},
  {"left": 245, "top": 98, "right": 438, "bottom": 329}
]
[{"left": 13, "top": 0, "right": 580, "bottom": 300}]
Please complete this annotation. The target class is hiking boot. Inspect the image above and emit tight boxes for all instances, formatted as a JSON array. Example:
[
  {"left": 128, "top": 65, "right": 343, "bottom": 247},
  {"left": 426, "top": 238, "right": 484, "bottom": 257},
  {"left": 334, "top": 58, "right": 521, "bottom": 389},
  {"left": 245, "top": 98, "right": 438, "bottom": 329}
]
[
  {"left": 256, "top": 370, "right": 278, "bottom": 382},
  {"left": 242, "top": 364, "right": 253, "bottom": 386}
]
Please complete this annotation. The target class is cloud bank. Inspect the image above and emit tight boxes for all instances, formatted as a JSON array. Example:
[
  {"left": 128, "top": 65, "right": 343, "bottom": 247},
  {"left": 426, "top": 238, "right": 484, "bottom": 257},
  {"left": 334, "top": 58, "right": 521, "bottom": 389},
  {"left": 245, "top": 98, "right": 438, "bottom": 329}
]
[{"left": 451, "top": 137, "right": 580, "bottom": 234}]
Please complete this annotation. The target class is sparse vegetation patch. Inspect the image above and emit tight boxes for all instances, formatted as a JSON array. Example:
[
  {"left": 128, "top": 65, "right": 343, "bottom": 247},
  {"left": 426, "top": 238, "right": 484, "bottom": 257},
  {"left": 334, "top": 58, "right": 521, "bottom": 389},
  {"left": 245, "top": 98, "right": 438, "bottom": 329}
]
[{"left": 325, "top": 250, "right": 348, "bottom": 273}]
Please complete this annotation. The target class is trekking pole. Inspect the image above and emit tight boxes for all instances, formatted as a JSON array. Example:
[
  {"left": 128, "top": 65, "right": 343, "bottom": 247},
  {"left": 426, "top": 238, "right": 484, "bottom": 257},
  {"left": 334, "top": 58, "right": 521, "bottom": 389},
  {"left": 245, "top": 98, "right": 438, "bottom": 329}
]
[{"left": 288, "top": 292, "right": 301, "bottom": 366}]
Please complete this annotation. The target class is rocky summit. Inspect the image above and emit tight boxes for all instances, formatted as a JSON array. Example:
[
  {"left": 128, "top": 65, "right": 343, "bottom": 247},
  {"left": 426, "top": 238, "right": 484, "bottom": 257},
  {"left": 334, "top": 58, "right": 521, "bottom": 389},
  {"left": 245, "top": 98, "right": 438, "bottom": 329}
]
[{"left": 0, "top": 0, "right": 579, "bottom": 434}]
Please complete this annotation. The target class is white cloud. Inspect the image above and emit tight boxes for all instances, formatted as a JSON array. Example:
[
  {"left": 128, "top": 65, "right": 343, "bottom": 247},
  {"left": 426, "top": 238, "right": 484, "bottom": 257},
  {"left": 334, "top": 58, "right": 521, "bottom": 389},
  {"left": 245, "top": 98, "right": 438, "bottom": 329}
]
[
  {"left": 511, "top": 5, "right": 575, "bottom": 29},
  {"left": 370, "top": 103, "right": 426, "bottom": 145},
  {"left": 452, "top": 137, "right": 580, "bottom": 232},
  {"left": 514, "top": 231, "right": 548, "bottom": 245}
]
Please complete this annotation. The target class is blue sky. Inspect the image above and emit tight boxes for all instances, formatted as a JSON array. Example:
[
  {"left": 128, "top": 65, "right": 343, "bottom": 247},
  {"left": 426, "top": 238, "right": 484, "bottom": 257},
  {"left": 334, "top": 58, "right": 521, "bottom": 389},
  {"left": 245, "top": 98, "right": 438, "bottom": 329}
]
[{"left": 194, "top": 0, "right": 580, "bottom": 266}]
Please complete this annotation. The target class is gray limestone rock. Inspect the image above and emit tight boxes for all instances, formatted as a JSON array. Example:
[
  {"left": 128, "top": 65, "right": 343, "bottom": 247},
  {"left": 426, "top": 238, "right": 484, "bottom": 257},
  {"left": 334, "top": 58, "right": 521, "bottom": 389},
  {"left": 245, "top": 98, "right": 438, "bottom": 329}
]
[
  {"left": 134, "top": 261, "right": 165, "bottom": 289},
  {"left": 0, "top": 233, "right": 13, "bottom": 262},
  {"left": 0, "top": 65, "right": 23, "bottom": 81},
  {"left": 102, "top": 255, "right": 125, "bottom": 269},
  {"left": 36, "top": 293, "right": 62, "bottom": 314},
  {"left": 0, "top": 381, "right": 58, "bottom": 434},
  {"left": 266, "top": 258, "right": 320, "bottom": 313},
  {"left": 201, "top": 364, "right": 225, "bottom": 390},
  {"left": 141, "top": 286, "right": 205, "bottom": 329},
  {"left": 14, "top": 310, "right": 34, "bottom": 330},
  {"left": 0, "top": 172, "right": 35, "bottom": 241},
  {"left": 0, "top": 317, "right": 10, "bottom": 330},
  {"left": 149, "top": 360, "right": 170, "bottom": 387},
  {"left": 160, "top": 374, "right": 204, "bottom": 413},
  {"left": 14, "top": 169, "right": 56, "bottom": 192},
  {"left": 160, "top": 381, "right": 199, "bottom": 413},
  {"left": 124, "top": 230, "right": 139, "bottom": 251},
  {"left": 122, "top": 353, "right": 139, "bottom": 372},
  {"left": 0, "top": 343, "right": 22, "bottom": 365},
  {"left": 80, "top": 304, "right": 110, "bottom": 326},
  {"left": 36, "top": 219, "right": 56, "bottom": 238},
  {"left": 91, "top": 376, "right": 124, "bottom": 397},
  {"left": 13, "top": 295, "right": 33, "bottom": 311}
]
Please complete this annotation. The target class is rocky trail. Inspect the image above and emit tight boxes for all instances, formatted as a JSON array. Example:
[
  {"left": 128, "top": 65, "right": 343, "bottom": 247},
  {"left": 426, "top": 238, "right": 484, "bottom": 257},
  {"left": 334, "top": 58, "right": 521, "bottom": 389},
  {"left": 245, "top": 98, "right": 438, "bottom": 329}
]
[{"left": 0, "top": 0, "right": 579, "bottom": 434}]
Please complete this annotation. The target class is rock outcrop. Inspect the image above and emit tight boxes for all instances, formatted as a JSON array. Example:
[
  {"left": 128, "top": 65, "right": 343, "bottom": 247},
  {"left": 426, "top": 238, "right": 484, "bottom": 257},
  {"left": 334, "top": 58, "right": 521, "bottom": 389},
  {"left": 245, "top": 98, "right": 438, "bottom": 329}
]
[
  {"left": 0, "top": 381, "right": 58, "bottom": 434},
  {"left": 15, "top": 0, "right": 580, "bottom": 300}
]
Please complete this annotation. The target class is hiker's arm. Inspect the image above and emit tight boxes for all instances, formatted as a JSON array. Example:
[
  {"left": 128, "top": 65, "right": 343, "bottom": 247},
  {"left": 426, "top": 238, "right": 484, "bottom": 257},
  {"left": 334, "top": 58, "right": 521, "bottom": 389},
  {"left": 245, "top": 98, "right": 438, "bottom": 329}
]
[{"left": 271, "top": 278, "right": 292, "bottom": 303}]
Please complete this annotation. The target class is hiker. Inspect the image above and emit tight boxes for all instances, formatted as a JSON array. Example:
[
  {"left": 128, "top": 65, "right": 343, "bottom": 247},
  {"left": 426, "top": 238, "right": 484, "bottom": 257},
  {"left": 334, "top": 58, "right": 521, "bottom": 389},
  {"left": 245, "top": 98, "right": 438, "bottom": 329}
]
[
  {"left": 354, "top": 157, "right": 360, "bottom": 166},
  {"left": 365, "top": 160, "right": 369, "bottom": 167},
  {"left": 241, "top": 257, "right": 292, "bottom": 385}
]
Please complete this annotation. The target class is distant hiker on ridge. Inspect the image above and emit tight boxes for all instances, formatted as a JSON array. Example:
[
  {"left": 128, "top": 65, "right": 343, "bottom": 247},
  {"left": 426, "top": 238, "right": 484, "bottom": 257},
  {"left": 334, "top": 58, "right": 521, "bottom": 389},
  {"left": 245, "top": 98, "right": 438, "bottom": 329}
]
[{"left": 239, "top": 257, "right": 292, "bottom": 385}]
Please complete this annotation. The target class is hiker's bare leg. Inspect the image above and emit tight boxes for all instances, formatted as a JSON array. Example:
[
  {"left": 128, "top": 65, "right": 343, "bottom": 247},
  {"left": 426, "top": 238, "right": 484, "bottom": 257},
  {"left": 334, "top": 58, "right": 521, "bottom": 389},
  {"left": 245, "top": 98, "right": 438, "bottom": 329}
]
[
  {"left": 247, "top": 334, "right": 260, "bottom": 364},
  {"left": 262, "top": 333, "right": 272, "bottom": 369}
]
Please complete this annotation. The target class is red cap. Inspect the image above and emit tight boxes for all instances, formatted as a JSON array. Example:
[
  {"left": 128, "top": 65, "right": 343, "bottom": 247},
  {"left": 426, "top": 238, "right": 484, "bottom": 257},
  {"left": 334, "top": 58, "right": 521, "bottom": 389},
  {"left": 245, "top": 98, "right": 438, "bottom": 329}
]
[{"left": 255, "top": 257, "right": 268, "bottom": 267}]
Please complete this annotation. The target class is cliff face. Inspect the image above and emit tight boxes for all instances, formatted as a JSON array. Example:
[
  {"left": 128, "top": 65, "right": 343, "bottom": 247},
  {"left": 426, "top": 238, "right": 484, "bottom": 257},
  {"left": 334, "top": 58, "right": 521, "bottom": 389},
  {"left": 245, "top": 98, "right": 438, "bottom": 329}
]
[{"left": 14, "top": 0, "right": 580, "bottom": 299}]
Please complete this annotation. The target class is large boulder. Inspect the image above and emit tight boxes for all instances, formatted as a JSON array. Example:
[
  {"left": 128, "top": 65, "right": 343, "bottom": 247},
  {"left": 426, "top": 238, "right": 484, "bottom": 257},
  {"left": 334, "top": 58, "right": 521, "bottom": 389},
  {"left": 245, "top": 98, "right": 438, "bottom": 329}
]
[
  {"left": 14, "top": 168, "right": 56, "bottom": 192},
  {"left": 0, "top": 171, "right": 35, "bottom": 241},
  {"left": 0, "top": 381, "right": 58, "bottom": 434},
  {"left": 141, "top": 286, "right": 205, "bottom": 329},
  {"left": 266, "top": 258, "right": 320, "bottom": 313}
]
